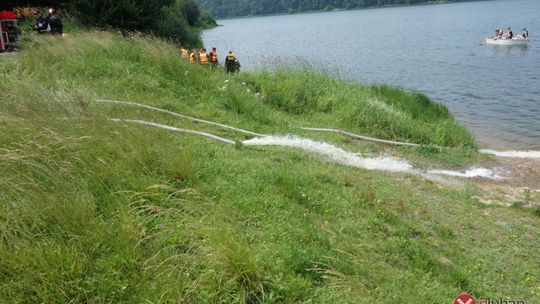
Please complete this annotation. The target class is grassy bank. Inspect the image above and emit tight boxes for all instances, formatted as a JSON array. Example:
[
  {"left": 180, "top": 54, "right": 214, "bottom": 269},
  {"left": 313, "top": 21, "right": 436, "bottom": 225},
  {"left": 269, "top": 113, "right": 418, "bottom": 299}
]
[{"left": 0, "top": 32, "right": 538, "bottom": 303}]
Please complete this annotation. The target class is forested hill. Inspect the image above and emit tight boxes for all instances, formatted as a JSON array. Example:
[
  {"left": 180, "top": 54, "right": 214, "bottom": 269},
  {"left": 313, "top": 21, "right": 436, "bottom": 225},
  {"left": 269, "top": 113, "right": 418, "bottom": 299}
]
[
  {"left": 196, "top": 0, "right": 479, "bottom": 18},
  {"left": 1, "top": 0, "right": 217, "bottom": 47}
]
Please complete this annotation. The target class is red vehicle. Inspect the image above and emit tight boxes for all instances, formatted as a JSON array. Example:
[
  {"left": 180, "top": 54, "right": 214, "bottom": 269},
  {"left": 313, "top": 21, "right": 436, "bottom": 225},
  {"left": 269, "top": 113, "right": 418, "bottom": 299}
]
[{"left": 0, "top": 10, "right": 19, "bottom": 53}]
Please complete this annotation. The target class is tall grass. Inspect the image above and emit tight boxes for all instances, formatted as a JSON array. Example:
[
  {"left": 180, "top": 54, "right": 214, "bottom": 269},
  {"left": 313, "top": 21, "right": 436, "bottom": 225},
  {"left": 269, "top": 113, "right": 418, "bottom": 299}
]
[
  {"left": 237, "top": 69, "right": 475, "bottom": 147},
  {"left": 0, "top": 31, "right": 538, "bottom": 303},
  {"left": 16, "top": 31, "right": 473, "bottom": 147}
]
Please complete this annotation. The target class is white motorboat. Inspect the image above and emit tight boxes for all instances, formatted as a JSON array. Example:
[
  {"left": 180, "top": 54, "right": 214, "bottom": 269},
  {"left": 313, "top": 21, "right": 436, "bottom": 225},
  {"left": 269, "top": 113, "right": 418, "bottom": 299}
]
[{"left": 485, "top": 37, "right": 529, "bottom": 46}]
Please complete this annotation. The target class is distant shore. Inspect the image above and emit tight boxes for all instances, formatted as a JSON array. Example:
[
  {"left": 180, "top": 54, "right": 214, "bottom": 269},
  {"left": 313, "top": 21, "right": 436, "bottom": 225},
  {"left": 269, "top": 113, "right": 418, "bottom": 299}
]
[{"left": 210, "top": 0, "right": 489, "bottom": 21}]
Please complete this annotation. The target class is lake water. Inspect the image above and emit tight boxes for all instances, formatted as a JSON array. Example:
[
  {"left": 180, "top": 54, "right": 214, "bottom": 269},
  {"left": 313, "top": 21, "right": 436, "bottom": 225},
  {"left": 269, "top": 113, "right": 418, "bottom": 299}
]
[{"left": 203, "top": 0, "right": 540, "bottom": 150}]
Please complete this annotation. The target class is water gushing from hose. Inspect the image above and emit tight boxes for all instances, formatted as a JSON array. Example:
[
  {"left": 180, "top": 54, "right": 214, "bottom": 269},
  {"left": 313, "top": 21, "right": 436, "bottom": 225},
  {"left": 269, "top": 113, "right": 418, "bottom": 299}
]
[{"left": 243, "top": 135, "right": 502, "bottom": 179}]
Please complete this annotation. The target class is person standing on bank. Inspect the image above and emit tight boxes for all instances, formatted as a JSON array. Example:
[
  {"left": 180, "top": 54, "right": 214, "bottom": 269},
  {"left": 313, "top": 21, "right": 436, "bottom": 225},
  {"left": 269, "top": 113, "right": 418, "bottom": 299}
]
[
  {"left": 199, "top": 48, "right": 209, "bottom": 66},
  {"left": 225, "top": 51, "right": 236, "bottom": 74},
  {"left": 210, "top": 47, "right": 218, "bottom": 68},
  {"left": 189, "top": 49, "right": 197, "bottom": 64},
  {"left": 181, "top": 48, "right": 188, "bottom": 61}
]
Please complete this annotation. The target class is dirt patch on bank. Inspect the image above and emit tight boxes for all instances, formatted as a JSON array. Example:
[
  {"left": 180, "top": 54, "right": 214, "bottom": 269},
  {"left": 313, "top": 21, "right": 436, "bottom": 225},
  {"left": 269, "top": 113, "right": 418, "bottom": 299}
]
[{"left": 471, "top": 157, "right": 540, "bottom": 207}]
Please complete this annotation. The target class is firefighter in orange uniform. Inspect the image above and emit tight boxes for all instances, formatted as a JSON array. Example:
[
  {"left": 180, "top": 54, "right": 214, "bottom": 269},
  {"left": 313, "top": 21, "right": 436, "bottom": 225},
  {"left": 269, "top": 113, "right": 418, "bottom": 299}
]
[
  {"left": 209, "top": 47, "right": 218, "bottom": 68},
  {"left": 199, "top": 48, "right": 209, "bottom": 66},
  {"left": 180, "top": 48, "right": 188, "bottom": 61}
]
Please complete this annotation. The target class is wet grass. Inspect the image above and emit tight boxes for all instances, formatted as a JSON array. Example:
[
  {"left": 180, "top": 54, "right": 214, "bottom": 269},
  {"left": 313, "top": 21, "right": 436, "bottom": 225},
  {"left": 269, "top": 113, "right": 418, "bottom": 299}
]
[{"left": 0, "top": 31, "right": 538, "bottom": 303}]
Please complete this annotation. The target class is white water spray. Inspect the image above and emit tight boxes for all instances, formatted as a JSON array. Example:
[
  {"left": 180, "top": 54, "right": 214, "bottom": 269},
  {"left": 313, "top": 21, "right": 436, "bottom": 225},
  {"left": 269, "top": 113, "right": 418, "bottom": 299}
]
[
  {"left": 243, "top": 135, "right": 413, "bottom": 173},
  {"left": 425, "top": 168, "right": 502, "bottom": 179},
  {"left": 243, "top": 135, "right": 502, "bottom": 179},
  {"left": 479, "top": 149, "right": 540, "bottom": 159}
]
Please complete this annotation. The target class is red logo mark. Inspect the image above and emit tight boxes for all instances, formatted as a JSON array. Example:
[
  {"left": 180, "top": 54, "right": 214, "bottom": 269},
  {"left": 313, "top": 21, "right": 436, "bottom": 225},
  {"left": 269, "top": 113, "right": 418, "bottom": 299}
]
[{"left": 454, "top": 294, "right": 477, "bottom": 304}]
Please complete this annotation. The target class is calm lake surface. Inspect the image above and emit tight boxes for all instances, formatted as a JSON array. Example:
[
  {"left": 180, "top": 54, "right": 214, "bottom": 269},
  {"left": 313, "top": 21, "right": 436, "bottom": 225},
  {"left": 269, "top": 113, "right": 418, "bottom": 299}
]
[{"left": 203, "top": 0, "right": 540, "bottom": 150}]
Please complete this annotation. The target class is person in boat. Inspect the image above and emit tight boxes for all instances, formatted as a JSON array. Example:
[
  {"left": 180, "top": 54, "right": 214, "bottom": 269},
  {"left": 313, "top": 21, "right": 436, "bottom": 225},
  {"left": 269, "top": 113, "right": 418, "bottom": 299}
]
[
  {"left": 506, "top": 27, "right": 513, "bottom": 39},
  {"left": 494, "top": 28, "right": 500, "bottom": 39},
  {"left": 522, "top": 28, "right": 528, "bottom": 39},
  {"left": 496, "top": 28, "right": 504, "bottom": 39}
]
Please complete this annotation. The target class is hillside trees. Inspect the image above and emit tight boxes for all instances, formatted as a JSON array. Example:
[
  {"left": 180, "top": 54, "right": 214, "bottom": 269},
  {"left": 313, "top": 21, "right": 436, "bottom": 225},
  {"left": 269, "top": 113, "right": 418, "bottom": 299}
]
[
  {"left": 2, "top": 0, "right": 216, "bottom": 47},
  {"left": 197, "top": 0, "right": 471, "bottom": 18},
  {"left": 153, "top": 0, "right": 203, "bottom": 46},
  {"left": 68, "top": 0, "right": 209, "bottom": 46}
]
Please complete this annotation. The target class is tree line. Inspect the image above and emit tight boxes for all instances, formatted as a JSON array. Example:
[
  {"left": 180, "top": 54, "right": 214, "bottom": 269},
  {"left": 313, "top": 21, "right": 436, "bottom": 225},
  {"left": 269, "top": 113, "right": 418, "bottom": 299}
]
[
  {"left": 196, "top": 0, "right": 475, "bottom": 18},
  {"left": 1, "top": 0, "right": 217, "bottom": 47}
]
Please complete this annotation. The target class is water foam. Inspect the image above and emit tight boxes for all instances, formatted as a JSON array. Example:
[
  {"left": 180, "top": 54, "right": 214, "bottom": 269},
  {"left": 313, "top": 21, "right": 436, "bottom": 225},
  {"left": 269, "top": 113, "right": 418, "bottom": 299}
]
[
  {"left": 480, "top": 149, "right": 540, "bottom": 159},
  {"left": 243, "top": 135, "right": 501, "bottom": 179},
  {"left": 243, "top": 135, "right": 413, "bottom": 172},
  {"left": 426, "top": 168, "right": 502, "bottom": 179}
]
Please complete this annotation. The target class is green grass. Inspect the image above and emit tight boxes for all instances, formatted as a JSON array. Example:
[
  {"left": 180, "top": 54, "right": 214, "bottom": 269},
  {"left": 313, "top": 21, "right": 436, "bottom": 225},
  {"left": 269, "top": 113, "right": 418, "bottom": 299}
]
[{"left": 0, "top": 31, "right": 538, "bottom": 303}]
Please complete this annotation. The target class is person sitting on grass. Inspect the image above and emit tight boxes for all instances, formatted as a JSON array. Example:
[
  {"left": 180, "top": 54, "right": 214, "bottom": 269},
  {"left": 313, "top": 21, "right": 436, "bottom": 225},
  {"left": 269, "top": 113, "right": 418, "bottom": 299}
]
[
  {"left": 30, "top": 10, "right": 50, "bottom": 34},
  {"left": 48, "top": 8, "right": 63, "bottom": 35}
]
